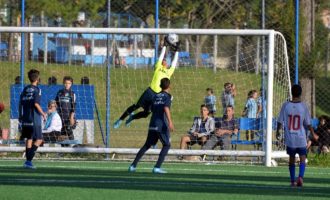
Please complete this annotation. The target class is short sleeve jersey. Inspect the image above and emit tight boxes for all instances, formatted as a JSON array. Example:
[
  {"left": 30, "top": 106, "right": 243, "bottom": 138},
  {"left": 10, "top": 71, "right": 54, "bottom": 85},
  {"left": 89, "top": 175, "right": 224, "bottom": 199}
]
[
  {"left": 205, "top": 95, "right": 216, "bottom": 112},
  {"left": 245, "top": 98, "right": 257, "bottom": 118},
  {"left": 150, "top": 62, "right": 175, "bottom": 93},
  {"left": 221, "top": 91, "right": 234, "bottom": 112},
  {"left": 19, "top": 85, "right": 42, "bottom": 126},
  {"left": 149, "top": 91, "right": 172, "bottom": 132},
  {"left": 55, "top": 89, "right": 76, "bottom": 119},
  {"left": 278, "top": 101, "right": 311, "bottom": 148}
]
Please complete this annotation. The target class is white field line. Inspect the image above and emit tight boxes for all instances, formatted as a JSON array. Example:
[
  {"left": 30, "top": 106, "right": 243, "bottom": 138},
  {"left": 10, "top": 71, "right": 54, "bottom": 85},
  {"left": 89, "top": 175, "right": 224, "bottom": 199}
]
[{"left": 0, "top": 163, "right": 329, "bottom": 176}]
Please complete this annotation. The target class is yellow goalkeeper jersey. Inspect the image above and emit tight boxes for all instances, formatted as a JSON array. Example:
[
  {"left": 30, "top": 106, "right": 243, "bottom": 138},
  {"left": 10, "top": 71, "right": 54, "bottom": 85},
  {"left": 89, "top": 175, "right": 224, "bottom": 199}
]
[{"left": 150, "top": 61, "right": 175, "bottom": 93}]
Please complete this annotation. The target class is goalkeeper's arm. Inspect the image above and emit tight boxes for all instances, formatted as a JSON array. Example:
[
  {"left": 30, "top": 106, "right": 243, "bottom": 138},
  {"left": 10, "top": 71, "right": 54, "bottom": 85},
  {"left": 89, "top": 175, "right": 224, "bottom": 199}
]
[
  {"left": 158, "top": 46, "right": 167, "bottom": 63},
  {"left": 170, "top": 51, "right": 179, "bottom": 68}
]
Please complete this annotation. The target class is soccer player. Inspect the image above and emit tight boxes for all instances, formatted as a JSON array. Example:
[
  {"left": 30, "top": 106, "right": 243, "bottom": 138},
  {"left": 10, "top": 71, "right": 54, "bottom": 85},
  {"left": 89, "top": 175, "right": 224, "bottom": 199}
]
[
  {"left": 55, "top": 76, "right": 76, "bottom": 140},
  {"left": 19, "top": 69, "right": 46, "bottom": 169},
  {"left": 113, "top": 38, "right": 179, "bottom": 129},
  {"left": 128, "top": 78, "right": 174, "bottom": 173},
  {"left": 276, "top": 84, "right": 318, "bottom": 187}
]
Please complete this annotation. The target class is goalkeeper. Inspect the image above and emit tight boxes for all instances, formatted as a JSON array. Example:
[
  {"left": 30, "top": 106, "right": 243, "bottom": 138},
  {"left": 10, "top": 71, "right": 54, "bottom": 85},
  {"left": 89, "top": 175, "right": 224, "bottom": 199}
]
[{"left": 113, "top": 35, "right": 179, "bottom": 129}]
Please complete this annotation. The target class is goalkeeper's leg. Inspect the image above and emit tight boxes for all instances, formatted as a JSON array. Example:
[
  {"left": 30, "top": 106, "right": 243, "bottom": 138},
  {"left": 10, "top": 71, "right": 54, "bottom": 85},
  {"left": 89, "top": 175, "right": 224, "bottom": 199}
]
[{"left": 119, "top": 104, "right": 140, "bottom": 120}]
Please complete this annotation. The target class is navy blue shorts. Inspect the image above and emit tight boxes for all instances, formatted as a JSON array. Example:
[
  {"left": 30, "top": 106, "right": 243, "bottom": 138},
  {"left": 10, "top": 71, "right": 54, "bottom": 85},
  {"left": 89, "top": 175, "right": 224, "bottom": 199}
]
[
  {"left": 286, "top": 147, "right": 307, "bottom": 157},
  {"left": 136, "top": 87, "right": 156, "bottom": 111},
  {"left": 145, "top": 130, "right": 170, "bottom": 147},
  {"left": 21, "top": 125, "right": 43, "bottom": 140}
]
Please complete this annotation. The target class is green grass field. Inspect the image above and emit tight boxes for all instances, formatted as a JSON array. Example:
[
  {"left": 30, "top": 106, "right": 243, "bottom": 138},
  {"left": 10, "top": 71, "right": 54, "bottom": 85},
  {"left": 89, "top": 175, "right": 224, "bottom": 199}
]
[{"left": 0, "top": 160, "right": 329, "bottom": 200}]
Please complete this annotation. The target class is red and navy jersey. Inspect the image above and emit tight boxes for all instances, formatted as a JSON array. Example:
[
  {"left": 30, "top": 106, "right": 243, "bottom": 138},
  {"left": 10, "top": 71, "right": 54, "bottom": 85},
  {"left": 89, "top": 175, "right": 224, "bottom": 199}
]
[
  {"left": 55, "top": 89, "right": 76, "bottom": 119},
  {"left": 148, "top": 91, "right": 172, "bottom": 132},
  {"left": 19, "top": 85, "right": 42, "bottom": 126}
]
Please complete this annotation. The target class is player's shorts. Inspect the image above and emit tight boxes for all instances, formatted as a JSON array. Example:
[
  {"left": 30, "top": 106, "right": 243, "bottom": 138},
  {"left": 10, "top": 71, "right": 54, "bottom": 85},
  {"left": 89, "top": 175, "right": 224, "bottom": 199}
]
[
  {"left": 21, "top": 125, "right": 43, "bottom": 140},
  {"left": 286, "top": 146, "right": 307, "bottom": 157},
  {"left": 136, "top": 87, "right": 156, "bottom": 111},
  {"left": 145, "top": 130, "right": 171, "bottom": 147}
]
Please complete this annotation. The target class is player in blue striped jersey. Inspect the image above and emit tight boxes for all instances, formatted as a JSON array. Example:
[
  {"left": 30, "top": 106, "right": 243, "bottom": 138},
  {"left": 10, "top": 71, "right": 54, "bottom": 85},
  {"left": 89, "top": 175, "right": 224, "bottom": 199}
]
[
  {"left": 19, "top": 69, "right": 46, "bottom": 169},
  {"left": 277, "top": 84, "right": 318, "bottom": 187}
]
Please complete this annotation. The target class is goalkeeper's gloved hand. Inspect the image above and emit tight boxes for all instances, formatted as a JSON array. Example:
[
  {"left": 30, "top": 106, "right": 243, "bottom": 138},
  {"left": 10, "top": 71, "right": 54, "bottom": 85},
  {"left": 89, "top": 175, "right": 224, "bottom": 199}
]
[{"left": 170, "top": 41, "right": 180, "bottom": 52}]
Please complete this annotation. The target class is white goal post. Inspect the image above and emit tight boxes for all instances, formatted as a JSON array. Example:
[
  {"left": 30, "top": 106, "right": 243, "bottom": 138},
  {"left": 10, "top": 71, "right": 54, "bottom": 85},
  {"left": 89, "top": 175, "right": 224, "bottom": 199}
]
[{"left": 0, "top": 27, "right": 291, "bottom": 167}]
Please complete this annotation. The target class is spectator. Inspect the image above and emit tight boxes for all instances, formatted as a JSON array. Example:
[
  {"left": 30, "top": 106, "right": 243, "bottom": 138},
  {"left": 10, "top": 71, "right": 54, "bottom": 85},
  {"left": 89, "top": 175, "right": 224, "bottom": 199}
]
[
  {"left": 316, "top": 115, "right": 330, "bottom": 153},
  {"left": 55, "top": 76, "right": 76, "bottom": 140},
  {"left": 221, "top": 82, "right": 236, "bottom": 115},
  {"left": 48, "top": 76, "right": 57, "bottom": 85},
  {"left": 73, "top": 76, "right": 95, "bottom": 144},
  {"left": 242, "top": 90, "right": 258, "bottom": 141},
  {"left": 204, "top": 88, "right": 216, "bottom": 117},
  {"left": 179, "top": 105, "right": 215, "bottom": 151},
  {"left": 203, "top": 105, "right": 239, "bottom": 151},
  {"left": 42, "top": 100, "right": 62, "bottom": 143}
]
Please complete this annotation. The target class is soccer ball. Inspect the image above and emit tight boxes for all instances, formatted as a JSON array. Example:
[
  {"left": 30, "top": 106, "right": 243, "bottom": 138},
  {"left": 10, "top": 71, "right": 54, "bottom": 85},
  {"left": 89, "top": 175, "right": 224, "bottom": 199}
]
[{"left": 166, "top": 33, "right": 179, "bottom": 46}]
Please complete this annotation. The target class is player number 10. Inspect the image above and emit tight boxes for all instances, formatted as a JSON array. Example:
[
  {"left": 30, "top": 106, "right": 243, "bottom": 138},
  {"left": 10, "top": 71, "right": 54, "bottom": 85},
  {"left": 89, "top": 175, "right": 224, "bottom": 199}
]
[{"left": 288, "top": 115, "right": 300, "bottom": 131}]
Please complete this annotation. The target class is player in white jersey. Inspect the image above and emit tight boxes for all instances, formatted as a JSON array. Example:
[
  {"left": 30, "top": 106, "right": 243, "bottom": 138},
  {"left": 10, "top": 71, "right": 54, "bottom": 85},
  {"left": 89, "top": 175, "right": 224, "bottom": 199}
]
[{"left": 277, "top": 84, "right": 318, "bottom": 187}]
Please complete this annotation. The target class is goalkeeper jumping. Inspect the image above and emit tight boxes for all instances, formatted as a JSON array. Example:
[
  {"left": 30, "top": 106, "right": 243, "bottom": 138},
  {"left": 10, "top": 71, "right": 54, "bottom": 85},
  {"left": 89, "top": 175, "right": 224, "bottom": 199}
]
[{"left": 113, "top": 34, "right": 180, "bottom": 129}]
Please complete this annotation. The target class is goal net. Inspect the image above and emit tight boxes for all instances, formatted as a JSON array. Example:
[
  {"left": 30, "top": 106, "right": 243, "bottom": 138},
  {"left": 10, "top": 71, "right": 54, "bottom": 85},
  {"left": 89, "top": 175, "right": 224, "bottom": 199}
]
[{"left": 0, "top": 27, "right": 290, "bottom": 166}]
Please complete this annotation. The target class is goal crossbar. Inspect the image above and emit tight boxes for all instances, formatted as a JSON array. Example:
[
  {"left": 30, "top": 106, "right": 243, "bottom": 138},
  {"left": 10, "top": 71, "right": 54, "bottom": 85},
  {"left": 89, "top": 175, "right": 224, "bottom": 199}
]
[{"left": 0, "top": 26, "right": 274, "bottom": 36}]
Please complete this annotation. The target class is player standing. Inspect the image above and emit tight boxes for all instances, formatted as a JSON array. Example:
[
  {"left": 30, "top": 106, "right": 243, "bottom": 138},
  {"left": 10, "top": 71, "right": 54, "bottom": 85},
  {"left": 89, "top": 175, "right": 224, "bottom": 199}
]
[
  {"left": 276, "top": 84, "right": 318, "bottom": 187},
  {"left": 113, "top": 34, "right": 179, "bottom": 128},
  {"left": 128, "top": 78, "right": 174, "bottom": 173},
  {"left": 19, "top": 69, "right": 46, "bottom": 169}
]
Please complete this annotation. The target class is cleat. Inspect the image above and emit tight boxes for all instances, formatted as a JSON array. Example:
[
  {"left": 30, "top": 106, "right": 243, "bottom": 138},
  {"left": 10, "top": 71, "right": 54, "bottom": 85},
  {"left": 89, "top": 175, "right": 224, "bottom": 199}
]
[
  {"left": 125, "top": 113, "right": 134, "bottom": 127},
  {"left": 113, "top": 119, "right": 122, "bottom": 129},
  {"left": 152, "top": 167, "right": 167, "bottom": 174},
  {"left": 23, "top": 161, "right": 36, "bottom": 169},
  {"left": 297, "top": 177, "right": 303, "bottom": 187},
  {"left": 128, "top": 165, "right": 136, "bottom": 172},
  {"left": 290, "top": 181, "right": 296, "bottom": 187}
]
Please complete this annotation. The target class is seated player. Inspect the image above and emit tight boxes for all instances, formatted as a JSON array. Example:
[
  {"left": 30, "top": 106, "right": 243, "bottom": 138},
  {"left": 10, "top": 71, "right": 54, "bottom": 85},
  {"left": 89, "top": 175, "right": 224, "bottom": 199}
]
[
  {"left": 113, "top": 34, "right": 180, "bottom": 128},
  {"left": 316, "top": 115, "right": 330, "bottom": 153},
  {"left": 203, "top": 105, "right": 239, "bottom": 151},
  {"left": 42, "top": 100, "right": 62, "bottom": 143},
  {"left": 180, "top": 104, "right": 215, "bottom": 150}
]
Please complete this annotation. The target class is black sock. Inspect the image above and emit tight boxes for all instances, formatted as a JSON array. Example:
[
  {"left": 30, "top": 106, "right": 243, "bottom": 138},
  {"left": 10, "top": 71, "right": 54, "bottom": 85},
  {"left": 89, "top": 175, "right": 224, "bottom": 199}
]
[
  {"left": 26, "top": 147, "right": 32, "bottom": 161},
  {"left": 28, "top": 145, "right": 39, "bottom": 162}
]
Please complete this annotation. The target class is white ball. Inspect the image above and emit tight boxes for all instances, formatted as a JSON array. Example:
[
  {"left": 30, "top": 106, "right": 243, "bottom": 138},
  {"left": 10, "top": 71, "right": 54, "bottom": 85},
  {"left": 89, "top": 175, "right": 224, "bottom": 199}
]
[{"left": 167, "top": 33, "right": 179, "bottom": 46}]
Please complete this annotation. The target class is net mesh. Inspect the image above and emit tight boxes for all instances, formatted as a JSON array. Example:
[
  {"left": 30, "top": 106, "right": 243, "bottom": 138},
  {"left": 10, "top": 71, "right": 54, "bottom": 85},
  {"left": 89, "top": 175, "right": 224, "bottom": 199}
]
[{"left": 0, "top": 28, "right": 291, "bottom": 160}]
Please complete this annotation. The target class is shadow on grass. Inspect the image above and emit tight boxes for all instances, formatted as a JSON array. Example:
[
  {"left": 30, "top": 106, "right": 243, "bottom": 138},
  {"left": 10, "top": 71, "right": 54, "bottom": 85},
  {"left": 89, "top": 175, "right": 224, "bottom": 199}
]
[{"left": 0, "top": 166, "right": 329, "bottom": 198}]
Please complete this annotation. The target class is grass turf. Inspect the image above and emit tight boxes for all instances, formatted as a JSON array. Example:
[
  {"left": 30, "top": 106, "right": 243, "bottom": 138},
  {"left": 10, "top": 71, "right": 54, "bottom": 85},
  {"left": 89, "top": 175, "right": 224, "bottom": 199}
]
[{"left": 0, "top": 160, "right": 329, "bottom": 200}]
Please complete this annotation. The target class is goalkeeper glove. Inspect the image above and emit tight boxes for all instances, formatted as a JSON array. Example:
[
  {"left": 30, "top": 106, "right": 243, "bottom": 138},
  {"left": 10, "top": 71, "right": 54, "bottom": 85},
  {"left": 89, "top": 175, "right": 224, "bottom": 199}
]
[{"left": 170, "top": 41, "right": 181, "bottom": 52}]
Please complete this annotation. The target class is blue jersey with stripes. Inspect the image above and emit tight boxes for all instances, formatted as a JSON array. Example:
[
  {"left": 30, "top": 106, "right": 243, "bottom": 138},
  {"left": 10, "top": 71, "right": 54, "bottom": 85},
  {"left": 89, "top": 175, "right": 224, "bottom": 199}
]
[
  {"left": 149, "top": 91, "right": 172, "bottom": 133},
  {"left": 19, "top": 85, "right": 42, "bottom": 126}
]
